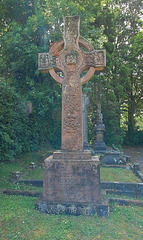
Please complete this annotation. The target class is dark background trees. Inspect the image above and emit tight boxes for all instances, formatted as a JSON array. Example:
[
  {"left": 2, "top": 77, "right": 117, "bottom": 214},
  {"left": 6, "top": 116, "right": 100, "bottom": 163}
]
[{"left": 0, "top": 0, "right": 142, "bottom": 161}]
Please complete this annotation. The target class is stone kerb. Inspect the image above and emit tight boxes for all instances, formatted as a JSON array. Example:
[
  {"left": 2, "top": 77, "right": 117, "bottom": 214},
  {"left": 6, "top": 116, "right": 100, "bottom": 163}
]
[{"left": 101, "top": 181, "right": 143, "bottom": 197}]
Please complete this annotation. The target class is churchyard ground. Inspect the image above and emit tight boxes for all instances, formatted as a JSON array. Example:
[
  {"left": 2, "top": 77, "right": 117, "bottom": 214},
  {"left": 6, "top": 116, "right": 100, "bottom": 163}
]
[{"left": 0, "top": 147, "right": 143, "bottom": 239}]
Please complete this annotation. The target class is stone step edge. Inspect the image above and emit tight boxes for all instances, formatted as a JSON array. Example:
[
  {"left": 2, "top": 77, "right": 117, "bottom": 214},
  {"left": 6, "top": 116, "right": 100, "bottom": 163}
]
[
  {"left": 106, "top": 189, "right": 137, "bottom": 197},
  {"left": 16, "top": 179, "right": 143, "bottom": 189},
  {"left": 134, "top": 171, "right": 143, "bottom": 182},
  {"left": 101, "top": 181, "right": 143, "bottom": 197},
  {"left": 1, "top": 189, "right": 143, "bottom": 208},
  {"left": 101, "top": 181, "right": 143, "bottom": 188},
  {"left": 0, "top": 189, "right": 41, "bottom": 197},
  {"left": 101, "top": 164, "right": 130, "bottom": 169},
  {"left": 109, "top": 197, "right": 143, "bottom": 207}
]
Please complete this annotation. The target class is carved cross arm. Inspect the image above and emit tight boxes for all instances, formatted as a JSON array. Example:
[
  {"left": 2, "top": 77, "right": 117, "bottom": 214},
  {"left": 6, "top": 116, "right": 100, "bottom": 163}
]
[
  {"left": 83, "top": 49, "right": 106, "bottom": 71},
  {"left": 38, "top": 53, "right": 54, "bottom": 73},
  {"left": 38, "top": 52, "right": 63, "bottom": 72}
]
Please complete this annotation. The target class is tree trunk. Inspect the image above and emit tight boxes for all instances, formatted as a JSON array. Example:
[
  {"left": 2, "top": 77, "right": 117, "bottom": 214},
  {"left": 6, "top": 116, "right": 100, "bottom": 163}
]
[{"left": 128, "top": 72, "right": 135, "bottom": 134}]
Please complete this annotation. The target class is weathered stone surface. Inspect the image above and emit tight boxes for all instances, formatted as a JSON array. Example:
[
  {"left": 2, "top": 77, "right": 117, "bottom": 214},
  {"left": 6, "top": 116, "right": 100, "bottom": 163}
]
[
  {"left": 95, "top": 142, "right": 106, "bottom": 154},
  {"left": 132, "top": 163, "right": 143, "bottom": 182},
  {"left": 11, "top": 171, "right": 21, "bottom": 182},
  {"left": 133, "top": 163, "right": 141, "bottom": 172},
  {"left": 101, "top": 181, "right": 143, "bottom": 197},
  {"left": 82, "top": 93, "right": 95, "bottom": 155},
  {"left": 82, "top": 94, "right": 89, "bottom": 147},
  {"left": 38, "top": 16, "right": 106, "bottom": 152},
  {"left": 37, "top": 16, "right": 107, "bottom": 216},
  {"left": 18, "top": 179, "right": 43, "bottom": 187},
  {"left": 109, "top": 198, "right": 143, "bottom": 207},
  {"left": 94, "top": 103, "right": 106, "bottom": 153},
  {"left": 100, "top": 151, "right": 126, "bottom": 165},
  {"left": 106, "top": 189, "right": 136, "bottom": 198},
  {"left": 1, "top": 189, "right": 41, "bottom": 197},
  {"left": 135, "top": 171, "right": 143, "bottom": 182},
  {"left": 29, "top": 162, "right": 36, "bottom": 169},
  {"left": 43, "top": 156, "right": 101, "bottom": 203},
  {"left": 53, "top": 150, "right": 91, "bottom": 160},
  {"left": 35, "top": 199, "right": 109, "bottom": 217}
]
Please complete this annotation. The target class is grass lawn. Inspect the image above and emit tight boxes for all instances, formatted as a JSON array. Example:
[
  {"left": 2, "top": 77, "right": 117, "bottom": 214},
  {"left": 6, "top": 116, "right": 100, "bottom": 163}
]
[
  {"left": 0, "top": 149, "right": 143, "bottom": 239},
  {"left": 0, "top": 151, "right": 43, "bottom": 191},
  {"left": 0, "top": 194, "right": 143, "bottom": 240},
  {"left": 24, "top": 168, "right": 44, "bottom": 180},
  {"left": 100, "top": 167, "right": 141, "bottom": 183},
  {"left": 0, "top": 150, "right": 141, "bottom": 193}
]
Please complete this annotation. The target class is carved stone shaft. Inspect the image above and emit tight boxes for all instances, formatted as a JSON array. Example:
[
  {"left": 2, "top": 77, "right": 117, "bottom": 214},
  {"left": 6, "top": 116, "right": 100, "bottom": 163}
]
[{"left": 38, "top": 16, "right": 106, "bottom": 152}]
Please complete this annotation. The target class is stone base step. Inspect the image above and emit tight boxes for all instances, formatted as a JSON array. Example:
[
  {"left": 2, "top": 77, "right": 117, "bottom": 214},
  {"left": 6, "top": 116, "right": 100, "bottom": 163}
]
[
  {"left": 0, "top": 189, "right": 41, "bottom": 197},
  {"left": 109, "top": 197, "right": 143, "bottom": 207},
  {"left": 35, "top": 198, "right": 109, "bottom": 217},
  {"left": 106, "top": 189, "right": 136, "bottom": 198}
]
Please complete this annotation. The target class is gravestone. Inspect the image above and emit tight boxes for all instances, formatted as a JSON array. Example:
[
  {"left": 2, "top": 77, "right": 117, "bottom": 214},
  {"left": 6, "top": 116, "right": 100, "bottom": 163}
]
[
  {"left": 94, "top": 104, "right": 127, "bottom": 164},
  {"left": 82, "top": 93, "right": 95, "bottom": 155},
  {"left": 94, "top": 103, "right": 106, "bottom": 153},
  {"left": 100, "top": 150, "right": 127, "bottom": 165},
  {"left": 36, "top": 16, "right": 108, "bottom": 216}
]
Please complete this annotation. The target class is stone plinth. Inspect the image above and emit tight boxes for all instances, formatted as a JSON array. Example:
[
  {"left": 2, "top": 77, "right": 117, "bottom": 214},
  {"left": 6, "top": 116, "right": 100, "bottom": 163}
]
[
  {"left": 36, "top": 152, "right": 109, "bottom": 216},
  {"left": 95, "top": 121, "right": 106, "bottom": 154},
  {"left": 53, "top": 150, "right": 92, "bottom": 160},
  {"left": 36, "top": 198, "right": 109, "bottom": 217},
  {"left": 94, "top": 102, "right": 106, "bottom": 154},
  {"left": 43, "top": 154, "right": 101, "bottom": 203},
  {"left": 95, "top": 142, "right": 106, "bottom": 154}
]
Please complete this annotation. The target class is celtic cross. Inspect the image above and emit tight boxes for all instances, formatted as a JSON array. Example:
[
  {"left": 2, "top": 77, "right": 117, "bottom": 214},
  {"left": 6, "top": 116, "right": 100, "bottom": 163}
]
[{"left": 38, "top": 16, "right": 106, "bottom": 152}]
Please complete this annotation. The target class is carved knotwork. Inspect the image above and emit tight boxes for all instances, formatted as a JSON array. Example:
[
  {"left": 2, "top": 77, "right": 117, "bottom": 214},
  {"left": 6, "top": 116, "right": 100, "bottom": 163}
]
[
  {"left": 38, "top": 16, "right": 106, "bottom": 151},
  {"left": 38, "top": 36, "right": 106, "bottom": 85}
]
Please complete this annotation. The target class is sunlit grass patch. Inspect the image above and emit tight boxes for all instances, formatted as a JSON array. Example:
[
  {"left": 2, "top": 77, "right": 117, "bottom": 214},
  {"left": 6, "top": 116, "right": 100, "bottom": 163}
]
[
  {"left": 100, "top": 167, "right": 141, "bottom": 183},
  {"left": 24, "top": 168, "right": 44, "bottom": 180}
]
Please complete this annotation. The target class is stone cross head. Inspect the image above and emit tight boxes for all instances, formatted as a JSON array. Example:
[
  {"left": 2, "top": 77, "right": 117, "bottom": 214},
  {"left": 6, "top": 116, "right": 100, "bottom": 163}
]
[{"left": 38, "top": 16, "right": 106, "bottom": 152}]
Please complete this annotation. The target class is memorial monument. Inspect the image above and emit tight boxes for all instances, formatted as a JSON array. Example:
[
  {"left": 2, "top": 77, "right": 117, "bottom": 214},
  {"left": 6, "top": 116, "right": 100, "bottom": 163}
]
[
  {"left": 94, "top": 103, "right": 106, "bottom": 154},
  {"left": 82, "top": 93, "right": 95, "bottom": 155},
  {"left": 36, "top": 16, "right": 108, "bottom": 216}
]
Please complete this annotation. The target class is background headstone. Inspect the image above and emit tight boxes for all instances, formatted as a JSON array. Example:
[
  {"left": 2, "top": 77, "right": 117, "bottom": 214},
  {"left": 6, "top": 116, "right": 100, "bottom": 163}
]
[
  {"left": 94, "top": 103, "right": 106, "bottom": 153},
  {"left": 82, "top": 93, "right": 95, "bottom": 155}
]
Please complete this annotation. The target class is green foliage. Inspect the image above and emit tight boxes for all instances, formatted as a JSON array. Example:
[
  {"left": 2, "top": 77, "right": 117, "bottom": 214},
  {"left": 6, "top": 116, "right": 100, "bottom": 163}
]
[
  {"left": 0, "top": 78, "right": 61, "bottom": 161},
  {"left": 0, "top": 0, "right": 143, "bottom": 159},
  {"left": 87, "top": 0, "right": 143, "bottom": 146},
  {"left": 0, "top": 81, "right": 29, "bottom": 160},
  {"left": 124, "top": 130, "right": 143, "bottom": 146}
]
